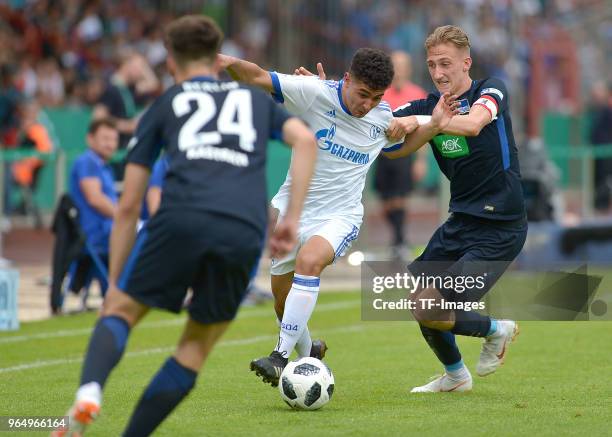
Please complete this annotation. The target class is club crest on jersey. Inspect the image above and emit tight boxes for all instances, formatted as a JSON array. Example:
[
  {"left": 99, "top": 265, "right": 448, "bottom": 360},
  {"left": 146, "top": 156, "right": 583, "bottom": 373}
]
[
  {"left": 369, "top": 125, "right": 382, "bottom": 139},
  {"left": 315, "top": 123, "right": 370, "bottom": 165},
  {"left": 458, "top": 98, "right": 471, "bottom": 114}
]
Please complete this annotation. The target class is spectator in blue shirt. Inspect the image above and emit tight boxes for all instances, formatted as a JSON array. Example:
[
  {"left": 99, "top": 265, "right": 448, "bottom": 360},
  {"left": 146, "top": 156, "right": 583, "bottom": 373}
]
[{"left": 68, "top": 118, "right": 119, "bottom": 293}]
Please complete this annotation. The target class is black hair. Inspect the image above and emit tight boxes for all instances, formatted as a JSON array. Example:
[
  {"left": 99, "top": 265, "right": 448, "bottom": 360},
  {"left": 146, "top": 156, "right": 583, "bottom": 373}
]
[{"left": 349, "top": 48, "right": 394, "bottom": 90}]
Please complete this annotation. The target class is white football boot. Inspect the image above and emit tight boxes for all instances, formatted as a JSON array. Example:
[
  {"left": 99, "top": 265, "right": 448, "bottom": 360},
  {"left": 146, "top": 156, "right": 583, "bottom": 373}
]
[
  {"left": 477, "top": 320, "right": 519, "bottom": 377},
  {"left": 51, "top": 382, "right": 101, "bottom": 437},
  {"left": 410, "top": 372, "right": 473, "bottom": 393}
]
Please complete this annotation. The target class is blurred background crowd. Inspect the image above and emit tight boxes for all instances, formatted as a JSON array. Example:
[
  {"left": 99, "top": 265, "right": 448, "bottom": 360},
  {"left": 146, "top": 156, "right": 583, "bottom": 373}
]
[{"left": 1, "top": 0, "right": 611, "bottom": 318}]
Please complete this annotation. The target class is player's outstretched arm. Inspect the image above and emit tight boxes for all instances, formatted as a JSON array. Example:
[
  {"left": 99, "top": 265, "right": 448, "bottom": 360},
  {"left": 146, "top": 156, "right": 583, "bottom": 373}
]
[
  {"left": 109, "top": 163, "right": 150, "bottom": 284},
  {"left": 217, "top": 54, "right": 274, "bottom": 93},
  {"left": 384, "top": 93, "right": 459, "bottom": 159},
  {"left": 269, "top": 118, "right": 317, "bottom": 258}
]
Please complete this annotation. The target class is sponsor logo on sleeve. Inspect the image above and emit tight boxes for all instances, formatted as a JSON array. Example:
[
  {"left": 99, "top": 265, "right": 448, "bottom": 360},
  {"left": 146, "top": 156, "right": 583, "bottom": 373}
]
[{"left": 481, "top": 87, "right": 504, "bottom": 100}]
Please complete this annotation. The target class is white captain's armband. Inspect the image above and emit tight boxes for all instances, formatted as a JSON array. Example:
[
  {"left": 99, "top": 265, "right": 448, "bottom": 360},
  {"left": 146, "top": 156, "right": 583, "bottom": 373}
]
[
  {"left": 415, "top": 115, "right": 432, "bottom": 125},
  {"left": 473, "top": 95, "right": 498, "bottom": 120}
]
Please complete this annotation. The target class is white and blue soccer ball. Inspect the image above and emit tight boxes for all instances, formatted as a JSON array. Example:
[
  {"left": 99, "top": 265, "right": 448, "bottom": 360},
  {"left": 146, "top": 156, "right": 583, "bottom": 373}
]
[{"left": 279, "top": 357, "right": 335, "bottom": 410}]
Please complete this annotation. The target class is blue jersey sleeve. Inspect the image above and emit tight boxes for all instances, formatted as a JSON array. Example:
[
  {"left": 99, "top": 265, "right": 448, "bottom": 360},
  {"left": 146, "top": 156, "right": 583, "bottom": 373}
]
[
  {"left": 126, "top": 98, "right": 164, "bottom": 169},
  {"left": 478, "top": 78, "right": 508, "bottom": 114},
  {"left": 392, "top": 98, "right": 431, "bottom": 117}
]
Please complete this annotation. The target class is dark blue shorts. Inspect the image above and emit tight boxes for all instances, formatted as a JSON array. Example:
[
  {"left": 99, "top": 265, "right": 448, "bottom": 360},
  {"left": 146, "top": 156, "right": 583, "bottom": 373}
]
[
  {"left": 118, "top": 209, "right": 263, "bottom": 324},
  {"left": 409, "top": 213, "right": 527, "bottom": 302}
]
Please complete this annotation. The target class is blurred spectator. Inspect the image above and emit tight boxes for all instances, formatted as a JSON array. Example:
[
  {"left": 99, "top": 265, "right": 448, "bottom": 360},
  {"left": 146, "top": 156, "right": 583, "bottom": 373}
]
[
  {"left": 142, "top": 26, "right": 167, "bottom": 68},
  {"left": 92, "top": 50, "right": 160, "bottom": 149},
  {"left": 68, "top": 118, "right": 118, "bottom": 295},
  {"left": 589, "top": 81, "right": 612, "bottom": 212},
  {"left": 9, "top": 100, "right": 53, "bottom": 226},
  {"left": 36, "top": 57, "right": 65, "bottom": 106},
  {"left": 11, "top": 100, "right": 53, "bottom": 187},
  {"left": 375, "top": 51, "right": 427, "bottom": 260},
  {"left": 76, "top": 2, "right": 104, "bottom": 43}
]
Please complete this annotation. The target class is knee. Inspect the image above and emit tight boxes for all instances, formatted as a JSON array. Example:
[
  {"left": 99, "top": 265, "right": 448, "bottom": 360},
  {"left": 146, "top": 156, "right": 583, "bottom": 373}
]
[
  {"left": 410, "top": 288, "right": 454, "bottom": 331},
  {"left": 295, "top": 252, "right": 326, "bottom": 276},
  {"left": 412, "top": 307, "right": 455, "bottom": 331},
  {"left": 100, "top": 289, "right": 145, "bottom": 328},
  {"left": 100, "top": 302, "right": 137, "bottom": 327}
]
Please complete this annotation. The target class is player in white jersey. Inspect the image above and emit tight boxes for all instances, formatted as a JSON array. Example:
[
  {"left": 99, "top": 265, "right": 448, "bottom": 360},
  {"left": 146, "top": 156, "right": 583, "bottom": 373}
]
[{"left": 218, "top": 49, "right": 457, "bottom": 386}]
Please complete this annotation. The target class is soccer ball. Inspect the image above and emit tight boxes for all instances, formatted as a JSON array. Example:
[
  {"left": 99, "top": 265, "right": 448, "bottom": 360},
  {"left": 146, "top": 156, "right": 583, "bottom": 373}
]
[{"left": 278, "top": 357, "right": 335, "bottom": 410}]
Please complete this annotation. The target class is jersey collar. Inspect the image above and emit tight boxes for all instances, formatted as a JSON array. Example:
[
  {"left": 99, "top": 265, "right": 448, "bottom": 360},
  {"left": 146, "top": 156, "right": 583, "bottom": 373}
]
[
  {"left": 186, "top": 75, "right": 216, "bottom": 82},
  {"left": 337, "top": 79, "right": 353, "bottom": 116}
]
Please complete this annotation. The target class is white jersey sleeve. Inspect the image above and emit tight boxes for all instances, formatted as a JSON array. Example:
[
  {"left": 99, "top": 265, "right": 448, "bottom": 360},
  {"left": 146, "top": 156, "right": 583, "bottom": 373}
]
[
  {"left": 269, "top": 72, "right": 320, "bottom": 116},
  {"left": 378, "top": 103, "right": 405, "bottom": 152}
]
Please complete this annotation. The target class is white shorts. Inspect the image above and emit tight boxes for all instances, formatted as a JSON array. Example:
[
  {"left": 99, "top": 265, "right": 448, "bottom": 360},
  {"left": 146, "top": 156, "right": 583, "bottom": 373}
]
[{"left": 270, "top": 217, "right": 360, "bottom": 276}]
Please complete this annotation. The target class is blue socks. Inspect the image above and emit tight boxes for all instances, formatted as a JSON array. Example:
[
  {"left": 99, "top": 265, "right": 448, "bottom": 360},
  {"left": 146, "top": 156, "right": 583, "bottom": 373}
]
[
  {"left": 419, "top": 325, "right": 462, "bottom": 366},
  {"left": 487, "top": 319, "right": 498, "bottom": 336},
  {"left": 451, "top": 311, "right": 492, "bottom": 338},
  {"left": 123, "top": 357, "right": 197, "bottom": 437},
  {"left": 80, "top": 316, "right": 130, "bottom": 387}
]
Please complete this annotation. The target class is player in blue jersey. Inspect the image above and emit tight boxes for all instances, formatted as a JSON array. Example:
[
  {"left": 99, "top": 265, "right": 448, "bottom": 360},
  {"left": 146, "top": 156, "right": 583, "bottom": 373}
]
[
  {"left": 54, "top": 15, "right": 317, "bottom": 436},
  {"left": 389, "top": 25, "right": 526, "bottom": 392},
  {"left": 311, "top": 25, "right": 527, "bottom": 393}
]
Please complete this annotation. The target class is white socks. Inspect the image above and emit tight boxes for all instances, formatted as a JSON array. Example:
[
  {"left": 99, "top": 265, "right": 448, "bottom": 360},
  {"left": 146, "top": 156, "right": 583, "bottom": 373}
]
[
  {"left": 76, "top": 381, "right": 102, "bottom": 405},
  {"left": 296, "top": 325, "right": 313, "bottom": 358},
  {"left": 274, "top": 274, "right": 320, "bottom": 359},
  {"left": 276, "top": 319, "right": 312, "bottom": 358}
]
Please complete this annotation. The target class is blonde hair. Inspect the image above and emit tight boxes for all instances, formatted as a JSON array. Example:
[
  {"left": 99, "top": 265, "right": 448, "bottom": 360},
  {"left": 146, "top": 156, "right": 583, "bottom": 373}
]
[{"left": 425, "top": 25, "right": 470, "bottom": 51}]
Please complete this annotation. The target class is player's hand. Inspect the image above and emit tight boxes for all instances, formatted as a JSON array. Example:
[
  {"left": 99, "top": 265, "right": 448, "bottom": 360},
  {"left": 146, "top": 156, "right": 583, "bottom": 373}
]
[
  {"left": 269, "top": 217, "right": 298, "bottom": 259},
  {"left": 216, "top": 53, "right": 235, "bottom": 70},
  {"left": 293, "top": 62, "right": 327, "bottom": 80},
  {"left": 386, "top": 116, "right": 418, "bottom": 141},
  {"left": 431, "top": 92, "right": 459, "bottom": 131}
]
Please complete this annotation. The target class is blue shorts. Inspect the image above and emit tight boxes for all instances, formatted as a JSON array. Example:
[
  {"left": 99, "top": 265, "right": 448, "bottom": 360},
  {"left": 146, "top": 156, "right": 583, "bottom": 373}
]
[
  {"left": 409, "top": 213, "right": 527, "bottom": 302},
  {"left": 118, "top": 209, "right": 263, "bottom": 324}
]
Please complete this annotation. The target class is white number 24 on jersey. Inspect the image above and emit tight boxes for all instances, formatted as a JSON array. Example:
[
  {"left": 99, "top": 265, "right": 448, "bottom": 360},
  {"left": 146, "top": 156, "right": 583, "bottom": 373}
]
[{"left": 172, "top": 89, "right": 257, "bottom": 152}]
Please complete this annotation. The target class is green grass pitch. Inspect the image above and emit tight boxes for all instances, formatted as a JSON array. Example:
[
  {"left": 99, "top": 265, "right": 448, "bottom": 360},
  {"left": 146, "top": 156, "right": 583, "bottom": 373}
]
[{"left": 1, "top": 291, "right": 610, "bottom": 436}]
